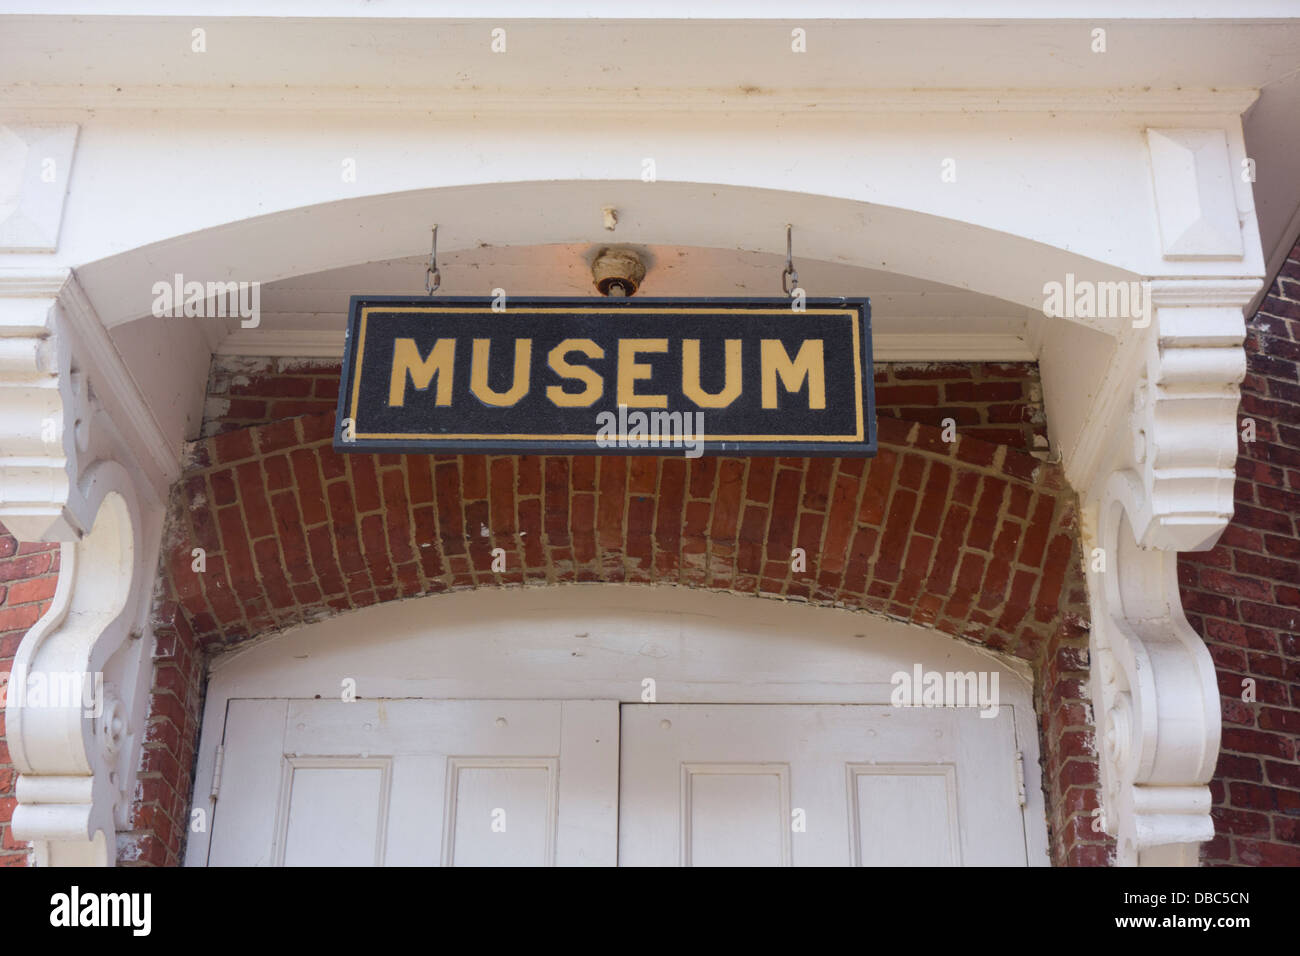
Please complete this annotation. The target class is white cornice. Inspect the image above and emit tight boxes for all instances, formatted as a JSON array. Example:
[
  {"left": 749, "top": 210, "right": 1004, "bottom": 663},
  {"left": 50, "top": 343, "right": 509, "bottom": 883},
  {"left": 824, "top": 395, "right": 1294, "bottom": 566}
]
[
  {"left": 0, "top": 85, "right": 1261, "bottom": 116},
  {"left": 1147, "top": 277, "right": 1262, "bottom": 307}
]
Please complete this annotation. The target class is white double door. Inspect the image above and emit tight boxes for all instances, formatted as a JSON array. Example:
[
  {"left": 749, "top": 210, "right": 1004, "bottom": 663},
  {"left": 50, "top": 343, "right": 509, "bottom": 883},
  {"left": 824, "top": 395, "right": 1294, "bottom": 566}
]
[{"left": 206, "top": 699, "right": 1027, "bottom": 866}]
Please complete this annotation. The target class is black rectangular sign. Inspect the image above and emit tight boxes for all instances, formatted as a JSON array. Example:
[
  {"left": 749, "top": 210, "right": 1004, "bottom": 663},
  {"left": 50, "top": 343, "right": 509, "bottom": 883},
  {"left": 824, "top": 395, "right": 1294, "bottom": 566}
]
[{"left": 334, "top": 295, "right": 874, "bottom": 457}]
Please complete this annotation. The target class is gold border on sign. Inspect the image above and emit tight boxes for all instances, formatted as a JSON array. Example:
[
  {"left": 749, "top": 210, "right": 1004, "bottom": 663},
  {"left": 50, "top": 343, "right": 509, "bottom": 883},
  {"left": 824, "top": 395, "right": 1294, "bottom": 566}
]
[{"left": 349, "top": 306, "right": 866, "bottom": 443}]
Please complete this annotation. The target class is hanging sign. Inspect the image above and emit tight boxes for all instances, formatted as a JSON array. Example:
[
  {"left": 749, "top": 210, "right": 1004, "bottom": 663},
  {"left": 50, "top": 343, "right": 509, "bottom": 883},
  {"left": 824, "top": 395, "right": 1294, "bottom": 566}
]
[{"left": 334, "top": 296, "right": 874, "bottom": 457}]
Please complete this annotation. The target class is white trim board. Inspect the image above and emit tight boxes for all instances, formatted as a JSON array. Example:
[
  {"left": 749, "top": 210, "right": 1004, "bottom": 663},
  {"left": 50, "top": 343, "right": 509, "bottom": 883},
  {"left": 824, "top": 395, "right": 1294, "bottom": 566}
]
[{"left": 0, "top": 86, "right": 1261, "bottom": 116}]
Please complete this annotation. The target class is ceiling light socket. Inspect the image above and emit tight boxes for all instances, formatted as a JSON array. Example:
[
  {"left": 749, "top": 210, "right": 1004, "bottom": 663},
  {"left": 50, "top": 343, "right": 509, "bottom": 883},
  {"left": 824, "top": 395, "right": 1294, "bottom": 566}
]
[{"left": 592, "top": 248, "right": 646, "bottom": 297}]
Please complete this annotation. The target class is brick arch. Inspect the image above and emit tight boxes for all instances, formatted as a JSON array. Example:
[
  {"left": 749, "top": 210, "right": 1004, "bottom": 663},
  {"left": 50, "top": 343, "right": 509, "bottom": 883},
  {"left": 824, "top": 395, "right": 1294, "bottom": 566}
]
[
  {"left": 157, "top": 412, "right": 1081, "bottom": 659},
  {"left": 134, "top": 407, "right": 1104, "bottom": 867}
]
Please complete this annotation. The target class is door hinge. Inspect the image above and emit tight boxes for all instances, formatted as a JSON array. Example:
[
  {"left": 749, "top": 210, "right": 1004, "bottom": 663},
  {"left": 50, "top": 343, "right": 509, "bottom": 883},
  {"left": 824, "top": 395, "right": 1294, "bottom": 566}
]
[
  {"left": 1014, "top": 750, "right": 1027, "bottom": 807},
  {"left": 210, "top": 743, "right": 225, "bottom": 801}
]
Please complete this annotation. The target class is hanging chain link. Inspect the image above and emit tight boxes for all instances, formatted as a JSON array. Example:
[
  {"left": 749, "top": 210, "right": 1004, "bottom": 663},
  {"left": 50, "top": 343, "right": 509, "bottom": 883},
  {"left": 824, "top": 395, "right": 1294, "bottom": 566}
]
[
  {"left": 425, "top": 224, "right": 441, "bottom": 294},
  {"left": 781, "top": 223, "right": 799, "bottom": 296}
]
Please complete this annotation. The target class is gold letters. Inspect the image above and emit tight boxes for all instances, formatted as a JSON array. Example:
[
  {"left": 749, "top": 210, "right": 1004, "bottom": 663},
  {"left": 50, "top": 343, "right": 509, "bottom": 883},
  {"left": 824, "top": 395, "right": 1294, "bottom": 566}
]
[
  {"left": 388, "top": 337, "right": 455, "bottom": 406},
  {"left": 617, "top": 338, "right": 669, "bottom": 408},
  {"left": 471, "top": 338, "right": 532, "bottom": 406},
  {"left": 546, "top": 338, "right": 605, "bottom": 407},
  {"left": 682, "top": 339, "right": 743, "bottom": 408},
  {"left": 386, "top": 334, "right": 832, "bottom": 413},
  {"left": 761, "top": 339, "right": 825, "bottom": 409}
]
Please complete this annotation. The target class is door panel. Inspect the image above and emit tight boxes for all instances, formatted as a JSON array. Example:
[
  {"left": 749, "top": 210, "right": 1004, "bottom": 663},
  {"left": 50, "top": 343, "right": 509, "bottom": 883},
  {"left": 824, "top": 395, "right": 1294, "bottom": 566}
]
[
  {"left": 278, "top": 758, "right": 390, "bottom": 866},
  {"left": 682, "top": 764, "right": 791, "bottom": 866},
  {"left": 208, "top": 698, "right": 1027, "bottom": 866},
  {"left": 444, "top": 759, "right": 556, "bottom": 866},
  {"left": 617, "top": 703, "right": 1027, "bottom": 866},
  {"left": 207, "top": 699, "right": 288, "bottom": 867},
  {"left": 207, "top": 698, "right": 618, "bottom": 866},
  {"left": 849, "top": 764, "right": 958, "bottom": 866}
]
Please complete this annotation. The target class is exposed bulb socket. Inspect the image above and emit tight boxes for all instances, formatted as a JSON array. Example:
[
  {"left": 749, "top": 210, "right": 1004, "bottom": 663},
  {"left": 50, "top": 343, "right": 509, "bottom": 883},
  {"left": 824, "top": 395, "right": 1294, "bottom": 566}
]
[{"left": 592, "top": 248, "right": 646, "bottom": 297}]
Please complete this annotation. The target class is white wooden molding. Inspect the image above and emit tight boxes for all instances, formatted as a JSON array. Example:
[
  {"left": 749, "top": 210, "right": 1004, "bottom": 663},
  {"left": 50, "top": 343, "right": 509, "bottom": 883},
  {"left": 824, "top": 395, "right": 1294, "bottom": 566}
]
[
  {"left": 53, "top": 275, "right": 180, "bottom": 506},
  {"left": 0, "top": 270, "right": 176, "bottom": 541},
  {"left": 1084, "top": 474, "right": 1220, "bottom": 866},
  {"left": 1127, "top": 279, "right": 1255, "bottom": 552},
  {"left": 1062, "top": 277, "right": 1260, "bottom": 524},
  {"left": 1146, "top": 129, "right": 1245, "bottom": 261},
  {"left": 0, "top": 270, "right": 176, "bottom": 864},
  {"left": 0, "top": 125, "right": 78, "bottom": 253},
  {"left": 0, "top": 275, "right": 98, "bottom": 542},
  {"left": 0, "top": 86, "right": 1260, "bottom": 117},
  {"left": 757, "top": 331, "right": 1035, "bottom": 363},
  {"left": 1080, "top": 276, "right": 1258, "bottom": 865},
  {"left": 5, "top": 461, "right": 150, "bottom": 865}
]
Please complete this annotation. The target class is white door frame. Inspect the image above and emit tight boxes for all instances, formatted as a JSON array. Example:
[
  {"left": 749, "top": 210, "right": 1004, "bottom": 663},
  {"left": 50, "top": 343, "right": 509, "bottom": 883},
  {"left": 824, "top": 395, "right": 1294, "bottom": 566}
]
[{"left": 185, "top": 584, "right": 1049, "bottom": 866}]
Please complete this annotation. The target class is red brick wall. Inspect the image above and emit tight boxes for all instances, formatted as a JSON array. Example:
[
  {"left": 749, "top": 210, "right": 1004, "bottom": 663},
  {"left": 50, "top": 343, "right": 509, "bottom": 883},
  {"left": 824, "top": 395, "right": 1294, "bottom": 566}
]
[
  {"left": 1179, "top": 237, "right": 1300, "bottom": 867},
  {"left": 118, "top": 604, "right": 206, "bottom": 867},
  {"left": 164, "top": 416, "right": 1079, "bottom": 651},
  {"left": 1038, "top": 612, "right": 1107, "bottom": 865},
  {"left": 874, "top": 362, "right": 1049, "bottom": 453},
  {"left": 0, "top": 526, "right": 60, "bottom": 867},
  {"left": 204, "top": 357, "right": 1050, "bottom": 456}
]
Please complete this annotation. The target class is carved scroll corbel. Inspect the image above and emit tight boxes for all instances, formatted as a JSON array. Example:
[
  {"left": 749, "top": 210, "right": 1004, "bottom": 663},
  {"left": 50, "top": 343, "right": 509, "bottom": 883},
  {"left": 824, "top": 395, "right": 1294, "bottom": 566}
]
[
  {"left": 1, "top": 279, "right": 161, "bottom": 865},
  {"left": 1086, "top": 472, "right": 1220, "bottom": 865},
  {"left": 5, "top": 461, "right": 147, "bottom": 864},
  {"left": 1082, "top": 278, "right": 1258, "bottom": 865}
]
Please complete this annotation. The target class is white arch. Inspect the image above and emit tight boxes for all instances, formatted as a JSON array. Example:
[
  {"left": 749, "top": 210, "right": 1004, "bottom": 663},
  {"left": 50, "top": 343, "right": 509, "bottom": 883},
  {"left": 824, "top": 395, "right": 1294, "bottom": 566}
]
[{"left": 78, "top": 181, "right": 1133, "bottom": 334}]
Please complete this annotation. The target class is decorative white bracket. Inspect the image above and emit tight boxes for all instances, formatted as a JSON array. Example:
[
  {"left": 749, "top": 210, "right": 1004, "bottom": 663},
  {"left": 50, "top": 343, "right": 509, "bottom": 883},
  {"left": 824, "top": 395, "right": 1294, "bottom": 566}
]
[
  {"left": 0, "top": 272, "right": 174, "bottom": 865},
  {"left": 1082, "top": 278, "right": 1258, "bottom": 865},
  {"left": 0, "top": 125, "right": 78, "bottom": 253},
  {"left": 1146, "top": 129, "right": 1245, "bottom": 261},
  {"left": 6, "top": 466, "right": 144, "bottom": 865}
]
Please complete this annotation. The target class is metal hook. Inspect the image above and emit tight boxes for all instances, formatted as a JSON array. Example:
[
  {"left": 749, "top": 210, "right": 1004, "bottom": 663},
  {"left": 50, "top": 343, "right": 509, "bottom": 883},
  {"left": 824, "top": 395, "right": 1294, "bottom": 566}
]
[
  {"left": 425, "top": 224, "right": 441, "bottom": 295},
  {"left": 781, "top": 223, "right": 799, "bottom": 296}
]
